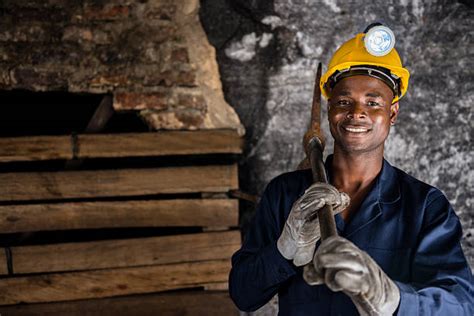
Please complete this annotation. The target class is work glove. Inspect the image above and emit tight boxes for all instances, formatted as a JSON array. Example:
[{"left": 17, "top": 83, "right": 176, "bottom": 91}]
[
  {"left": 310, "top": 236, "right": 400, "bottom": 316},
  {"left": 277, "top": 183, "right": 349, "bottom": 266}
]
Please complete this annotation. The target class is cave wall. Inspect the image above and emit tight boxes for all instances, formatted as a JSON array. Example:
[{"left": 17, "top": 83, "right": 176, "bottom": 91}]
[{"left": 200, "top": 0, "right": 473, "bottom": 272}]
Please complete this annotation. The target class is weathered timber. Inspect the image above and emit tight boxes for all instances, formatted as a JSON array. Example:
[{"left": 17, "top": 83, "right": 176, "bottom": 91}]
[
  {"left": 0, "top": 250, "right": 7, "bottom": 275},
  {"left": 0, "top": 199, "right": 238, "bottom": 233},
  {"left": 78, "top": 129, "right": 243, "bottom": 158},
  {"left": 201, "top": 192, "right": 228, "bottom": 199},
  {"left": 0, "top": 136, "right": 72, "bottom": 162},
  {"left": 0, "top": 130, "right": 243, "bottom": 163},
  {"left": 204, "top": 282, "right": 229, "bottom": 291},
  {"left": 203, "top": 226, "right": 232, "bottom": 232},
  {"left": 0, "top": 164, "right": 238, "bottom": 201},
  {"left": 0, "top": 259, "right": 230, "bottom": 305},
  {"left": 0, "top": 291, "right": 238, "bottom": 315},
  {"left": 8, "top": 231, "right": 240, "bottom": 274}
]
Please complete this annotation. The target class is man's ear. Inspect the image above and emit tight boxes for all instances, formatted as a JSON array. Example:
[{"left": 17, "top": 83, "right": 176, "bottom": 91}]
[{"left": 390, "top": 102, "right": 399, "bottom": 125}]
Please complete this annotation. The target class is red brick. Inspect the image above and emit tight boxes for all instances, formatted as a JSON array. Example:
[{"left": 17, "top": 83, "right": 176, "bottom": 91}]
[
  {"left": 145, "top": 70, "right": 196, "bottom": 87},
  {"left": 142, "top": 108, "right": 206, "bottom": 130},
  {"left": 171, "top": 48, "right": 189, "bottom": 63},
  {"left": 114, "top": 92, "right": 169, "bottom": 111},
  {"left": 12, "top": 68, "right": 69, "bottom": 90},
  {"left": 83, "top": 5, "right": 130, "bottom": 21},
  {"left": 4, "top": 7, "right": 69, "bottom": 22},
  {"left": 0, "top": 24, "right": 48, "bottom": 42},
  {"left": 175, "top": 109, "right": 206, "bottom": 128},
  {"left": 141, "top": 111, "right": 183, "bottom": 130},
  {"left": 151, "top": 24, "right": 178, "bottom": 43},
  {"left": 177, "top": 93, "right": 207, "bottom": 111},
  {"left": 175, "top": 70, "right": 196, "bottom": 86},
  {"left": 90, "top": 75, "right": 129, "bottom": 87},
  {"left": 28, "top": 43, "right": 84, "bottom": 66},
  {"left": 62, "top": 26, "right": 93, "bottom": 42},
  {"left": 0, "top": 69, "right": 11, "bottom": 86},
  {"left": 145, "top": 5, "right": 177, "bottom": 20}
]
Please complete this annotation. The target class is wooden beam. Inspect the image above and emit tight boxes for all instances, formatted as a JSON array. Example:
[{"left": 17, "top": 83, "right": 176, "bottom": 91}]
[
  {"left": 0, "top": 135, "right": 72, "bottom": 162},
  {"left": 0, "top": 259, "right": 231, "bottom": 305},
  {"left": 204, "top": 282, "right": 229, "bottom": 291},
  {"left": 0, "top": 291, "right": 239, "bottom": 316},
  {"left": 0, "top": 164, "right": 238, "bottom": 202},
  {"left": 0, "top": 199, "right": 238, "bottom": 233},
  {"left": 0, "top": 130, "right": 243, "bottom": 163},
  {"left": 9, "top": 231, "right": 240, "bottom": 274},
  {"left": 0, "top": 249, "right": 7, "bottom": 275},
  {"left": 78, "top": 129, "right": 243, "bottom": 159}
]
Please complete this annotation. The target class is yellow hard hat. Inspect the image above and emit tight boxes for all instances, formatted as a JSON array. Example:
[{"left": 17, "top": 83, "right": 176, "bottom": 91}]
[{"left": 320, "top": 25, "right": 410, "bottom": 103}]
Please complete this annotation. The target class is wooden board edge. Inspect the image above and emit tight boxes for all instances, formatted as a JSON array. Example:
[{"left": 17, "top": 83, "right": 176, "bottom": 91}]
[{"left": 0, "top": 259, "right": 232, "bottom": 305}]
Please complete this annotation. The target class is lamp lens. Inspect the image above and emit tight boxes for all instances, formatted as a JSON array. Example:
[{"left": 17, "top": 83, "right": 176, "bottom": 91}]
[{"left": 364, "top": 26, "right": 395, "bottom": 56}]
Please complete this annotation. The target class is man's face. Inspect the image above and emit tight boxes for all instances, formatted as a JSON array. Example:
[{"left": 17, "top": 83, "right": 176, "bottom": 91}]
[{"left": 328, "top": 75, "right": 398, "bottom": 155}]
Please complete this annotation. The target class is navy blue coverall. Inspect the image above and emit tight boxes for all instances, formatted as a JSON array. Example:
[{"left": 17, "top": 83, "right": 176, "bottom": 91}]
[{"left": 229, "top": 157, "right": 473, "bottom": 315}]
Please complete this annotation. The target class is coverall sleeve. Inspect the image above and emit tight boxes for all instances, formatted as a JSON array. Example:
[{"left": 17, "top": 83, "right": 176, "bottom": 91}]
[
  {"left": 229, "top": 178, "right": 298, "bottom": 312},
  {"left": 396, "top": 193, "right": 474, "bottom": 315}
]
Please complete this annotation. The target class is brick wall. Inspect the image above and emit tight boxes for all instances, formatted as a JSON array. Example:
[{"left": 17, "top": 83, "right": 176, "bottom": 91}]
[{"left": 0, "top": 0, "right": 243, "bottom": 133}]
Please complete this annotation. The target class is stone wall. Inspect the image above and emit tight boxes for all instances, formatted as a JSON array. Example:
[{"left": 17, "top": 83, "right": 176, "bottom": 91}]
[
  {"left": 0, "top": 0, "right": 243, "bottom": 132},
  {"left": 200, "top": 0, "right": 473, "bottom": 272}
]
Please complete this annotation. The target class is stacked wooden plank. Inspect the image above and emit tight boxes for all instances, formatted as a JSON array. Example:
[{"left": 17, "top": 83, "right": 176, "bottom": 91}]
[{"left": 0, "top": 129, "right": 242, "bottom": 315}]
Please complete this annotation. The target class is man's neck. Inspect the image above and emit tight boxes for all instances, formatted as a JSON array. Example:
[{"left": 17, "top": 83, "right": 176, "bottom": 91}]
[
  {"left": 331, "top": 147, "right": 383, "bottom": 187},
  {"left": 330, "top": 148, "right": 384, "bottom": 221}
]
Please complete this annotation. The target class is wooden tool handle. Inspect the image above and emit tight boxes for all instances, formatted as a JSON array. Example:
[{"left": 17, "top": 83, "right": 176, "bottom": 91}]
[
  {"left": 303, "top": 63, "right": 338, "bottom": 239},
  {"left": 302, "top": 62, "right": 338, "bottom": 284}
]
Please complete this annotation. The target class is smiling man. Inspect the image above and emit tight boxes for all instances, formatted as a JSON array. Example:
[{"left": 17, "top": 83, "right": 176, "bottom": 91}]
[{"left": 229, "top": 24, "right": 473, "bottom": 315}]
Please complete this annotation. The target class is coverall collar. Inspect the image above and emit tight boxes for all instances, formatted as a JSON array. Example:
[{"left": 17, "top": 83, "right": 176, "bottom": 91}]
[{"left": 376, "top": 158, "right": 401, "bottom": 204}]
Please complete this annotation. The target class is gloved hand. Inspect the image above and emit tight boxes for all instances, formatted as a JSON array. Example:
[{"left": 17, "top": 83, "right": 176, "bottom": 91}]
[
  {"left": 277, "top": 183, "right": 349, "bottom": 266},
  {"left": 310, "top": 236, "right": 400, "bottom": 316}
]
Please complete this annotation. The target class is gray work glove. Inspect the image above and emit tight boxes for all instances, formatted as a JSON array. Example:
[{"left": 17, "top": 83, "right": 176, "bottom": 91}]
[
  {"left": 310, "top": 236, "right": 400, "bottom": 316},
  {"left": 277, "top": 183, "right": 350, "bottom": 266}
]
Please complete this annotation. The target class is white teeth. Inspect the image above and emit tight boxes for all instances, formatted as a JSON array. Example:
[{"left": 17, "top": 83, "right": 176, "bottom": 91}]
[{"left": 344, "top": 127, "right": 368, "bottom": 133}]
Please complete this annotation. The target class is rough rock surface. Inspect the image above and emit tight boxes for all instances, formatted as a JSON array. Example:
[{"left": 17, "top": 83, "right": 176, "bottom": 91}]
[{"left": 200, "top": 0, "right": 474, "bottom": 285}]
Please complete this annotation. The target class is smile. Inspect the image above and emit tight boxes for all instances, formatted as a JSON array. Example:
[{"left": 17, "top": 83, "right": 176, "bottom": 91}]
[{"left": 343, "top": 126, "right": 370, "bottom": 133}]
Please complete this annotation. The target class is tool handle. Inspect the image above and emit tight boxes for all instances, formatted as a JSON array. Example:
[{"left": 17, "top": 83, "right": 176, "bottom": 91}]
[
  {"left": 307, "top": 137, "right": 338, "bottom": 239},
  {"left": 302, "top": 136, "right": 338, "bottom": 284},
  {"left": 302, "top": 63, "right": 338, "bottom": 285}
]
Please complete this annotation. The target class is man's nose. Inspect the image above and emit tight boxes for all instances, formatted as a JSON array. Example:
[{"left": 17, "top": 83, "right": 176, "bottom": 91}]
[{"left": 346, "top": 102, "right": 367, "bottom": 119}]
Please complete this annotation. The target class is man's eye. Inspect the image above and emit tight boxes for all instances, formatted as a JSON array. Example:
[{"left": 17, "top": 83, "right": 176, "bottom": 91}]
[
  {"left": 368, "top": 101, "right": 380, "bottom": 107},
  {"left": 337, "top": 100, "right": 350, "bottom": 106}
]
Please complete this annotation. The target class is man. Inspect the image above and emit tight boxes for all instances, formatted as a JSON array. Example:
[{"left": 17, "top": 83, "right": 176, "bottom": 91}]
[{"left": 229, "top": 24, "right": 473, "bottom": 315}]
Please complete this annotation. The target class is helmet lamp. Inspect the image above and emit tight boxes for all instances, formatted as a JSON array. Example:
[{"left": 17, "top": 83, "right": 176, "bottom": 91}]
[{"left": 364, "top": 25, "right": 395, "bottom": 57}]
